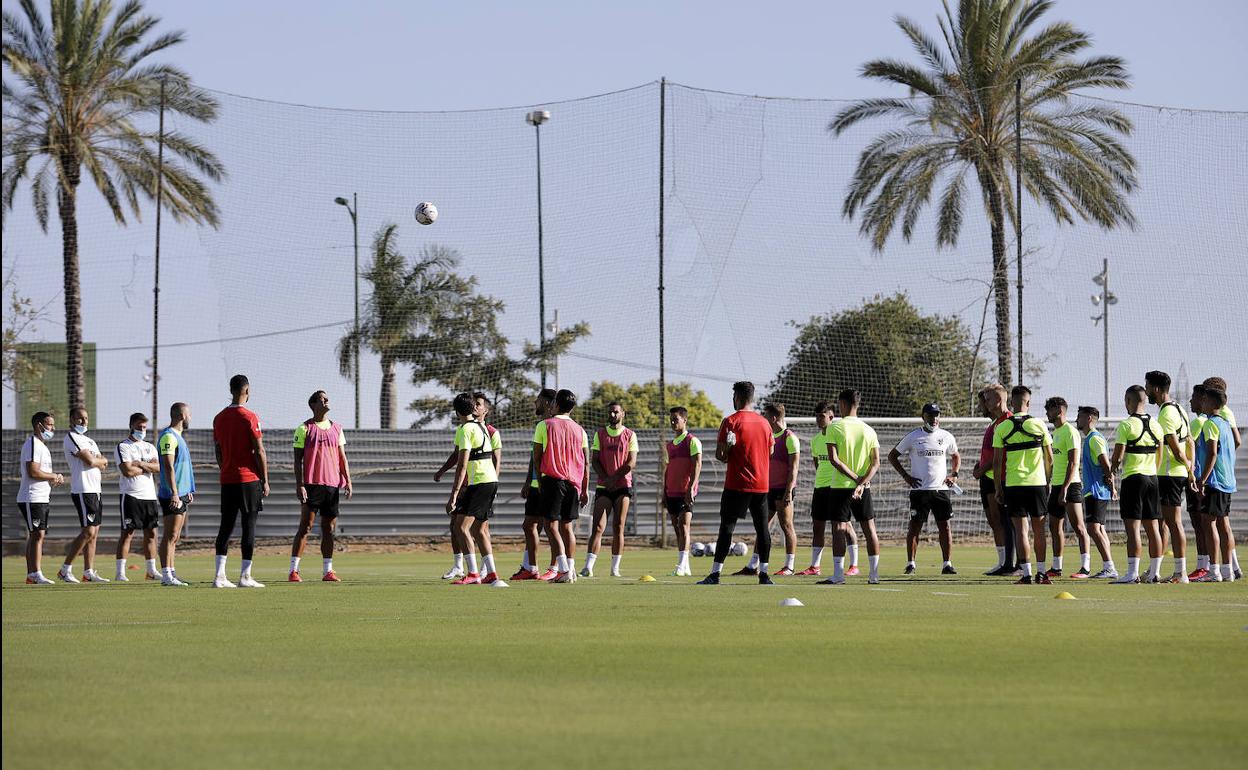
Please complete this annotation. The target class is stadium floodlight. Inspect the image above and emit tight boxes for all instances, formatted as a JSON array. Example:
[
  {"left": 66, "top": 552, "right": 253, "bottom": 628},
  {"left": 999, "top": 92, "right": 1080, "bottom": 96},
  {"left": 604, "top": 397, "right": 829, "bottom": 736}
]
[
  {"left": 335, "top": 193, "right": 361, "bottom": 428},
  {"left": 526, "top": 110, "right": 551, "bottom": 385},
  {"left": 526, "top": 110, "right": 550, "bottom": 126},
  {"left": 1090, "top": 258, "right": 1114, "bottom": 414},
  {"left": 334, "top": 196, "right": 349, "bottom": 206}
]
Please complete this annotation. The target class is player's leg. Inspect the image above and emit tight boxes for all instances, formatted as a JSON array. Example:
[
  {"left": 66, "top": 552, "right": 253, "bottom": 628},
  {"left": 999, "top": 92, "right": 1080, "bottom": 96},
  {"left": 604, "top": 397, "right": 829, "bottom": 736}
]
[
  {"left": 748, "top": 494, "right": 772, "bottom": 583},
  {"left": 1046, "top": 487, "right": 1065, "bottom": 576},
  {"left": 116, "top": 495, "right": 137, "bottom": 580},
  {"left": 981, "top": 477, "right": 1010, "bottom": 573},
  {"left": 291, "top": 503, "right": 315, "bottom": 580},
  {"left": 583, "top": 493, "right": 611, "bottom": 577},
  {"left": 160, "top": 512, "right": 186, "bottom": 585},
  {"left": 1142, "top": 518, "right": 1164, "bottom": 581},
  {"left": 775, "top": 497, "right": 797, "bottom": 575},
  {"left": 845, "top": 521, "right": 860, "bottom": 575},
  {"left": 318, "top": 488, "right": 341, "bottom": 580},
  {"left": 801, "top": 493, "right": 826, "bottom": 575},
  {"left": 558, "top": 485, "right": 579, "bottom": 577},
  {"left": 669, "top": 503, "right": 693, "bottom": 575},
  {"left": 1013, "top": 507, "right": 1034, "bottom": 582},
  {"left": 141, "top": 519, "right": 160, "bottom": 580},
  {"left": 1119, "top": 518, "right": 1142, "bottom": 583},
  {"left": 609, "top": 494, "right": 629, "bottom": 576},
  {"left": 454, "top": 511, "right": 478, "bottom": 578},
  {"left": 1066, "top": 499, "right": 1091, "bottom": 578},
  {"left": 699, "top": 491, "right": 743, "bottom": 584},
  {"left": 936, "top": 517, "right": 954, "bottom": 573},
  {"left": 237, "top": 483, "right": 263, "bottom": 587},
  {"left": 22, "top": 504, "right": 50, "bottom": 582},
  {"left": 905, "top": 513, "right": 923, "bottom": 574},
  {"left": 1030, "top": 513, "right": 1047, "bottom": 575},
  {"left": 1214, "top": 501, "right": 1235, "bottom": 581}
]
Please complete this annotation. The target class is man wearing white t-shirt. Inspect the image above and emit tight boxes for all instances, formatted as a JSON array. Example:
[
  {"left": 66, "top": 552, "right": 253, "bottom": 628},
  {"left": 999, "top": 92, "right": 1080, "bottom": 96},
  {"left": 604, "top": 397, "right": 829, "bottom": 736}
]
[
  {"left": 114, "top": 412, "right": 162, "bottom": 582},
  {"left": 18, "top": 411, "right": 66, "bottom": 584},
  {"left": 57, "top": 407, "right": 111, "bottom": 583},
  {"left": 889, "top": 403, "right": 961, "bottom": 575}
]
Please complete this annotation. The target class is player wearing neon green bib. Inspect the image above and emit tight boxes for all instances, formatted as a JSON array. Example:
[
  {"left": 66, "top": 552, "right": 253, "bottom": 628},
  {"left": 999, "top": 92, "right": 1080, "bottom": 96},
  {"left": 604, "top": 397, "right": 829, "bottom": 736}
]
[
  {"left": 1043, "top": 397, "right": 1091, "bottom": 578},
  {"left": 1108, "top": 385, "right": 1163, "bottom": 583},
  {"left": 798, "top": 401, "right": 838, "bottom": 576},
  {"left": 447, "top": 392, "right": 503, "bottom": 585},
  {"left": 992, "top": 385, "right": 1053, "bottom": 584},
  {"left": 816, "top": 390, "right": 882, "bottom": 585},
  {"left": 512, "top": 389, "right": 557, "bottom": 581},
  {"left": 1144, "top": 370, "right": 1194, "bottom": 582}
]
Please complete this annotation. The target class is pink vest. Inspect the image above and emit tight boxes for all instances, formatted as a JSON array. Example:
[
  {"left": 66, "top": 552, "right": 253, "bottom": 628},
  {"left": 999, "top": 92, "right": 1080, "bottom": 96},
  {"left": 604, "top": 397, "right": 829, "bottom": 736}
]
[
  {"left": 665, "top": 434, "right": 699, "bottom": 497},
  {"left": 540, "top": 417, "right": 587, "bottom": 493},
  {"left": 769, "top": 428, "right": 795, "bottom": 490},
  {"left": 302, "top": 420, "right": 343, "bottom": 487},
  {"left": 595, "top": 427, "right": 636, "bottom": 490}
]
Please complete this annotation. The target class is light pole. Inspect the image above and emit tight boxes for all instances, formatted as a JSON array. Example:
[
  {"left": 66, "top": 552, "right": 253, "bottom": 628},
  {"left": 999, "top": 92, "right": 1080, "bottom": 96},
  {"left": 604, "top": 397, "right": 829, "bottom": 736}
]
[
  {"left": 526, "top": 109, "right": 550, "bottom": 387},
  {"left": 547, "top": 309, "right": 560, "bottom": 390},
  {"left": 1090, "top": 257, "right": 1117, "bottom": 416},
  {"left": 334, "top": 194, "right": 360, "bottom": 429}
]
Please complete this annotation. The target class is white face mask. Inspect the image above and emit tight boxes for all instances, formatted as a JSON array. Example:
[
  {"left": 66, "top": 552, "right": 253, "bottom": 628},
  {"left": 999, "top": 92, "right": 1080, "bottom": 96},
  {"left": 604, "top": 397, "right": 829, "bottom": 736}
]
[
  {"left": 73, "top": 424, "right": 88, "bottom": 434},
  {"left": 39, "top": 428, "right": 54, "bottom": 441},
  {"left": 131, "top": 429, "right": 147, "bottom": 441}
]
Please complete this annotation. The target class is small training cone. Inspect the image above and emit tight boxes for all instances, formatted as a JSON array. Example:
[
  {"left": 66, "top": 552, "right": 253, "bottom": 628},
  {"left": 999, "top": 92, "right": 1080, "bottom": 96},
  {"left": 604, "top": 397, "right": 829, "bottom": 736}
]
[
  {"left": 780, "top": 597, "right": 804, "bottom": 607},
  {"left": 491, "top": 580, "right": 509, "bottom": 588},
  {"left": 1054, "top": 591, "right": 1076, "bottom": 600},
  {"left": 638, "top": 574, "right": 656, "bottom": 582}
]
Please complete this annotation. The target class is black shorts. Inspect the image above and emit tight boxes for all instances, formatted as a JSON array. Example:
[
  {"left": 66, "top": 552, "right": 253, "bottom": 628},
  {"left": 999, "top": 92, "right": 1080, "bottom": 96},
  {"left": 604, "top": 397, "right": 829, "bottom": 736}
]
[
  {"left": 1083, "top": 498, "right": 1109, "bottom": 525},
  {"left": 824, "top": 488, "right": 875, "bottom": 524},
  {"left": 1119, "top": 474, "right": 1160, "bottom": 521},
  {"left": 523, "top": 484, "right": 542, "bottom": 518},
  {"left": 910, "top": 489, "right": 953, "bottom": 523},
  {"left": 221, "top": 481, "right": 263, "bottom": 516},
  {"left": 720, "top": 489, "right": 768, "bottom": 521},
  {"left": 71, "top": 493, "right": 103, "bottom": 528},
  {"left": 1004, "top": 485, "right": 1047, "bottom": 518},
  {"left": 304, "top": 484, "right": 341, "bottom": 518},
  {"left": 594, "top": 486, "right": 634, "bottom": 503},
  {"left": 978, "top": 475, "right": 997, "bottom": 508},
  {"left": 1186, "top": 487, "right": 1202, "bottom": 516},
  {"left": 1202, "top": 490, "right": 1232, "bottom": 518},
  {"left": 1047, "top": 483, "right": 1083, "bottom": 516},
  {"left": 460, "top": 482, "right": 497, "bottom": 520},
  {"left": 1158, "top": 476, "right": 1187, "bottom": 508},
  {"left": 18, "top": 502, "right": 50, "bottom": 532},
  {"left": 665, "top": 495, "right": 693, "bottom": 517},
  {"left": 120, "top": 496, "right": 160, "bottom": 531},
  {"left": 767, "top": 488, "right": 793, "bottom": 508},
  {"left": 159, "top": 494, "right": 191, "bottom": 517},
  {"left": 538, "top": 477, "right": 581, "bottom": 523}
]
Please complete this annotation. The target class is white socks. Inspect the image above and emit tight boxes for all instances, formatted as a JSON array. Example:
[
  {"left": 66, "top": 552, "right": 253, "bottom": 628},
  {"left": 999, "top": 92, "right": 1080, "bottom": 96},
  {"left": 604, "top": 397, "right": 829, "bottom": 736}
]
[
  {"left": 746, "top": 553, "right": 761, "bottom": 570},
  {"left": 215, "top": 555, "right": 227, "bottom": 576},
  {"left": 290, "top": 556, "right": 300, "bottom": 572},
  {"left": 611, "top": 555, "right": 622, "bottom": 573},
  {"left": 1125, "top": 557, "right": 1140, "bottom": 579},
  {"left": 145, "top": 558, "right": 157, "bottom": 575},
  {"left": 466, "top": 553, "right": 479, "bottom": 575},
  {"left": 995, "top": 546, "right": 1006, "bottom": 568},
  {"left": 1080, "top": 552, "right": 1090, "bottom": 571},
  {"left": 833, "top": 556, "right": 844, "bottom": 580},
  {"left": 760, "top": 562, "right": 769, "bottom": 574},
  {"left": 784, "top": 553, "right": 795, "bottom": 570},
  {"left": 241, "top": 559, "right": 253, "bottom": 577},
  {"left": 482, "top": 554, "right": 495, "bottom": 575},
  {"left": 942, "top": 560, "right": 953, "bottom": 568},
  {"left": 60, "top": 564, "right": 74, "bottom": 576},
  {"left": 1232, "top": 549, "right": 1241, "bottom": 572},
  {"left": 678, "top": 550, "right": 689, "bottom": 569},
  {"left": 1052, "top": 555, "right": 1063, "bottom": 571},
  {"left": 323, "top": 558, "right": 333, "bottom": 575},
  {"left": 1022, "top": 562, "right": 1034, "bottom": 577},
  {"left": 1197, "top": 555, "right": 1209, "bottom": 570},
  {"left": 162, "top": 566, "right": 174, "bottom": 579},
  {"left": 1174, "top": 557, "right": 1186, "bottom": 576},
  {"left": 454, "top": 553, "right": 465, "bottom": 570},
  {"left": 867, "top": 554, "right": 879, "bottom": 579},
  {"left": 556, "top": 554, "right": 569, "bottom": 573},
  {"left": 906, "top": 561, "right": 916, "bottom": 569},
  {"left": 585, "top": 553, "right": 598, "bottom": 571},
  {"left": 1221, "top": 564, "right": 1234, "bottom": 580},
  {"left": 849, "top": 544, "right": 859, "bottom": 567},
  {"left": 116, "top": 558, "right": 126, "bottom": 578},
  {"left": 810, "top": 546, "right": 824, "bottom": 567},
  {"left": 1148, "top": 556, "right": 1162, "bottom": 578},
  {"left": 711, "top": 561, "right": 724, "bottom": 574}
]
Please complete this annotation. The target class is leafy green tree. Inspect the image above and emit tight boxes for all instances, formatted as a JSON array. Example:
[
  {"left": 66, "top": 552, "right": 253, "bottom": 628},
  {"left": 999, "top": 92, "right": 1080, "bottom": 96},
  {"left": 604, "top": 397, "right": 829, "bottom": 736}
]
[
  {"left": 3, "top": 0, "right": 224, "bottom": 411},
  {"left": 830, "top": 0, "right": 1136, "bottom": 385},
  {"left": 766, "top": 293, "right": 990, "bottom": 417},
  {"left": 1, "top": 262, "right": 47, "bottom": 399},
  {"left": 575, "top": 380, "right": 723, "bottom": 429}
]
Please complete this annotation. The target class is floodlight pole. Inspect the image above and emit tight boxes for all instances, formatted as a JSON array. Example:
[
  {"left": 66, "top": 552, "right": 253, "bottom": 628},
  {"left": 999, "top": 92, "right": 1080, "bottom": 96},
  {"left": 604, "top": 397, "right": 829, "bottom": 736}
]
[
  {"left": 1015, "top": 78, "right": 1024, "bottom": 387},
  {"left": 335, "top": 194, "right": 360, "bottom": 428},
  {"left": 657, "top": 77, "right": 668, "bottom": 547},
  {"left": 1102, "top": 258, "right": 1110, "bottom": 415},
  {"left": 151, "top": 78, "right": 166, "bottom": 422},
  {"left": 527, "top": 110, "right": 551, "bottom": 388}
]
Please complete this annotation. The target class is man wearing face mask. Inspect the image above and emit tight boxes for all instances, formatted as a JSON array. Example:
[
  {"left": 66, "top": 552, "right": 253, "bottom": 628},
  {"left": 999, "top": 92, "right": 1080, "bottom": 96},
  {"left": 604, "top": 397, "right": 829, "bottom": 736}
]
[
  {"left": 58, "top": 407, "right": 110, "bottom": 583},
  {"left": 114, "top": 412, "right": 162, "bottom": 582},
  {"left": 890, "top": 403, "right": 961, "bottom": 575},
  {"left": 18, "top": 411, "right": 66, "bottom": 584},
  {"left": 157, "top": 402, "right": 195, "bottom": 586}
]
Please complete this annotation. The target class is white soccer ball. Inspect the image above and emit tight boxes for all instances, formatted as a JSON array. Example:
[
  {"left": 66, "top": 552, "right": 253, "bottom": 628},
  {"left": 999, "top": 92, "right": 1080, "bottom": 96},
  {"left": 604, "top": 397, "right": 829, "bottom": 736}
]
[
  {"left": 731, "top": 542, "right": 748, "bottom": 557},
  {"left": 691, "top": 542, "right": 706, "bottom": 557},
  {"left": 414, "top": 201, "right": 438, "bottom": 225}
]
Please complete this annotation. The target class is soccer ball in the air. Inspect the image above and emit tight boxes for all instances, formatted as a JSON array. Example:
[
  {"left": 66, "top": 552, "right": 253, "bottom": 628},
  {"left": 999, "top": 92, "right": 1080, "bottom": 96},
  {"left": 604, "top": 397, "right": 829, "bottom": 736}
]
[
  {"left": 731, "top": 542, "right": 748, "bottom": 557},
  {"left": 691, "top": 542, "right": 706, "bottom": 557},
  {"left": 414, "top": 201, "right": 438, "bottom": 225}
]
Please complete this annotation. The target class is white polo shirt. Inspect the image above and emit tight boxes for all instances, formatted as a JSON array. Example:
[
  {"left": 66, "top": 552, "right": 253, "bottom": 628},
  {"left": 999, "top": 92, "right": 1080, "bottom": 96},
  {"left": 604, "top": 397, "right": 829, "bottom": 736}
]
[
  {"left": 116, "top": 438, "right": 159, "bottom": 500},
  {"left": 64, "top": 432, "right": 103, "bottom": 495},
  {"left": 895, "top": 427, "right": 959, "bottom": 490},
  {"left": 17, "top": 436, "right": 53, "bottom": 503}
]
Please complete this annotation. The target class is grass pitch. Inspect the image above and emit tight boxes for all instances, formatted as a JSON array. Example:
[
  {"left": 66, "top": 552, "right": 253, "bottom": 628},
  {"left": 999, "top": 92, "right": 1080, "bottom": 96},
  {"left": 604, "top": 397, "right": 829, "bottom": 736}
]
[{"left": 3, "top": 546, "right": 1246, "bottom": 769}]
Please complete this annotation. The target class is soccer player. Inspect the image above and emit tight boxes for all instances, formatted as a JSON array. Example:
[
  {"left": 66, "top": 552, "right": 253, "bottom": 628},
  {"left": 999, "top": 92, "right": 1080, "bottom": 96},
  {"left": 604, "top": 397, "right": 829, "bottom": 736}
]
[
  {"left": 798, "top": 401, "right": 837, "bottom": 576},
  {"left": 58, "top": 407, "right": 109, "bottom": 583},
  {"left": 513, "top": 388, "right": 558, "bottom": 581},
  {"left": 433, "top": 392, "right": 499, "bottom": 579},
  {"left": 114, "top": 412, "right": 162, "bottom": 582},
  {"left": 1195, "top": 386, "right": 1238, "bottom": 582},
  {"left": 817, "top": 389, "right": 882, "bottom": 585},
  {"left": 993, "top": 385, "right": 1054, "bottom": 585},
  {"left": 1107, "top": 385, "right": 1163, "bottom": 584},
  {"left": 290, "top": 391, "right": 353, "bottom": 583},
  {"left": 1202, "top": 376, "right": 1241, "bottom": 450},
  {"left": 737, "top": 403, "right": 799, "bottom": 576},
  {"left": 1145, "top": 370, "right": 1194, "bottom": 582},
  {"left": 1043, "top": 397, "right": 1091, "bottom": 579},
  {"left": 156, "top": 402, "right": 196, "bottom": 586},
  {"left": 665, "top": 406, "right": 703, "bottom": 576},
  {"left": 1076, "top": 406, "right": 1118, "bottom": 578},
  {"left": 447, "top": 392, "right": 502, "bottom": 584},
  {"left": 889, "top": 403, "right": 960, "bottom": 575},
  {"left": 17, "top": 411, "right": 65, "bottom": 584},
  {"left": 584, "top": 402, "right": 638, "bottom": 578},
  {"left": 698, "top": 381, "right": 774, "bottom": 585},
  {"left": 533, "top": 389, "right": 590, "bottom": 583},
  {"left": 212, "top": 374, "right": 270, "bottom": 588},
  {"left": 975, "top": 385, "right": 1017, "bottom": 575}
]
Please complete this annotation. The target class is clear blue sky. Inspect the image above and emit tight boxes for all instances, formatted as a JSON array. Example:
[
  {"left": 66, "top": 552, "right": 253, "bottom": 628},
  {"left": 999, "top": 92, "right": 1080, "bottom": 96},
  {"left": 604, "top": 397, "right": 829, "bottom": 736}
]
[{"left": 147, "top": 0, "right": 1245, "bottom": 111}]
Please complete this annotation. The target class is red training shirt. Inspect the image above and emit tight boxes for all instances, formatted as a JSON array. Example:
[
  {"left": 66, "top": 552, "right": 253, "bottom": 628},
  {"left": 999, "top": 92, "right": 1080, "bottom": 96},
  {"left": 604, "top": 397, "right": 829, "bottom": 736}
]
[
  {"left": 214, "top": 405, "right": 263, "bottom": 484},
  {"left": 718, "top": 410, "right": 773, "bottom": 493}
]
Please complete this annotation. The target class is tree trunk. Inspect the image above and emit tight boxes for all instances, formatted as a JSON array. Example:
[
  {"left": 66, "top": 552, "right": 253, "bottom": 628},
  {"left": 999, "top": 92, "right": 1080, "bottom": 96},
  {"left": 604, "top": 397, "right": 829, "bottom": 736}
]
[
  {"left": 57, "top": 165, "right": 86, "bottom": 414},
  {"left": 981, "top": 168, "right": 1013, "bottom": 386},
  {"left": 380, "top": 354, "right": 396, "bottom": 429}
]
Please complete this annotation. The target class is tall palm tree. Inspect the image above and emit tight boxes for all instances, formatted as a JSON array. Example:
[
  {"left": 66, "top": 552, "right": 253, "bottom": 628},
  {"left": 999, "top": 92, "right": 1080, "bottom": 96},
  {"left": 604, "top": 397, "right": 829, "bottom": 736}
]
[
  {"left": 2, "top": 0, "right": 223, "bottom": 411},
  {"left": 831, "top": 0, "right": 1136, "bottom": 384}
]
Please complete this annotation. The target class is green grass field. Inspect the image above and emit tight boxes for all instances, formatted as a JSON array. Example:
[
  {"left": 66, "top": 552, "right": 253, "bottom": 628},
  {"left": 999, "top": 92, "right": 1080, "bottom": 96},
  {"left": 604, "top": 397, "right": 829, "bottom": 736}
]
[{"left": 3, "top": 545, "right": 1246, "bottom": 769}]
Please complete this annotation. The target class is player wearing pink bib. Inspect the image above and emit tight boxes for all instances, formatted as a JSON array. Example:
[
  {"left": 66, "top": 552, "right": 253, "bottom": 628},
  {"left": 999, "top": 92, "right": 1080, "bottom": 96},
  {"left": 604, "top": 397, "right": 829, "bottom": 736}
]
[
  {"left": 665, "top": 406, "right": 704, "bottom": 576},
  {"left": 289, "top": 391, "right": 352, "bottom": 583},
  {"left": 532, "top": 389, "right": 590, "bottom": 583},
  {"left": 583, "top": 402, "right": 638, "bottom": 578}
]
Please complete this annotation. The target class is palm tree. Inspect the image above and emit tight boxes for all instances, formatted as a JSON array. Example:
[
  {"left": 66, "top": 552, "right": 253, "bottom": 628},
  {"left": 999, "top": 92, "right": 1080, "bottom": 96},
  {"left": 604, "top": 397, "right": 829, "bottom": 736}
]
[
  {"left": 2, "top": 0, "right": 223, "bottom": 411},
  {"left": 830, "top": 0, "right": 1136, "bottom": 384}
]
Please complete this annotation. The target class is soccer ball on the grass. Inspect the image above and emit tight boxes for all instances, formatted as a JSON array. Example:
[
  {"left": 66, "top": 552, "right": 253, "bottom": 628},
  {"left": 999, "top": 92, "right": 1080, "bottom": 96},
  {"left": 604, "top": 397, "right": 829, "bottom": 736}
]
[
  {"left": 414, "top": 201, "right": 438, "bottom": 225},
  {"left": 731, "top": 542, "right": 748, "bottom": 557},
  {"left": 691, "top": 542, "right": 706, "bottom": 557}
]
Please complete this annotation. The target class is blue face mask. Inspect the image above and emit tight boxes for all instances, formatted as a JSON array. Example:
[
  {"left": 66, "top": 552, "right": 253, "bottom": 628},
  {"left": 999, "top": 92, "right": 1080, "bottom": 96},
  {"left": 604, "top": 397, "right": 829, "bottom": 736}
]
[
  {"left": 73, "top": 424, "right": 88, "bottom": 434},
  {"left": 131, "top": 429, "right": 146, "bottom": 441},
  {"left": 40, "top": 428, "right": 54, "bottom": 441}
]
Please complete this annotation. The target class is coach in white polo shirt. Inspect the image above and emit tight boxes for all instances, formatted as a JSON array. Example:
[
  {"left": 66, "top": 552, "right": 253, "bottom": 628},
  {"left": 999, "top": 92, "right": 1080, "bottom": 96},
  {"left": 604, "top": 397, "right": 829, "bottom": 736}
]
[
  {"left": 17, "top": 410, "right": 66, "bottom": 584},
  {"left": 114, "top": 412, "right": 162, "bottom": 582},
  {"left": 57, "top": 407, "right": 111, "bottom": 583},
  {"left": 889, "top": 403, "right": 961, "bottom": 576}
]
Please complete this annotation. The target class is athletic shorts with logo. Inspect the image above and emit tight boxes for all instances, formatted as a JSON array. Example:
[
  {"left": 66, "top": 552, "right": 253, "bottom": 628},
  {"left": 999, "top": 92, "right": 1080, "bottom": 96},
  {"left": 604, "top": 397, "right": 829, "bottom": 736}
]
[
  {"left": 1158, "top": 476, "right": 1187, "bottom": 507},
  {"left": 815, "top": 488, "right": 875, "bottom": 523},
  {"left": 120, "top": 495, "right": 160, "bottom": 531},
  {"left": 459, "top": 482, "right": 497, "bottom": 520},
  {"left": 665, "top": 495, "right": 693, "bottom": 516},
  {"left": 18, "top": 502, "right": 50, "bottom": 532},
  {"left": 539, "top": 477, "right": 580, "bottom": 523},
  {"left": 159, "top": 494, "right": 191, "bottom": 517},
  {"left": 1004, "top": 485, "right": 1047, "bottom": 518},
  {"left": 1119, "top": 475, "right": 1160, "bottom": 521},
  {"left": 1202, "top": 490, "right": 1232, "bottom": 518},
  {"left": 1047, "top": 482, "right": 1084, "bottom": 516},
  {"left": 303, "top": 484, "right": 341, "bottom": 518},
  {"left": 1083, "top": 498, "right": 1109, "bottom": 525},
  {"left": 595, "top": 486, "right": 633, "bottom": 503},
  {"left": 72, "top": 492, "right": 103, "bottom": 527},
  {"left": 910, "top": 489, "right": 953, "bottom": 523}
]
